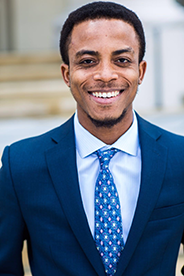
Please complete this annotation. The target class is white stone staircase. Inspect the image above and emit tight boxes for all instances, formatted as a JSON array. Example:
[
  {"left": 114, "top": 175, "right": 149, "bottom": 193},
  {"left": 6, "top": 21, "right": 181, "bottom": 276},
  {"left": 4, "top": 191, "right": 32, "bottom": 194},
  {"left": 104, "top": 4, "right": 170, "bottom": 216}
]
[{"left": 0, "top": 52, "right": 76, "bottom": 118}]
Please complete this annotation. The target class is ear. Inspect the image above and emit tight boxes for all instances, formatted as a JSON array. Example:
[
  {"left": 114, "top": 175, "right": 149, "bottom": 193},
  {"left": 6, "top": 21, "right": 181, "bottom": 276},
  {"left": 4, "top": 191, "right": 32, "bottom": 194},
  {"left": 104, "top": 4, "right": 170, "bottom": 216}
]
[
  {"left": 61, "top": 63, "right": 70, "bottom": 87},
  {"left": 138, "top": 60, "right": 147, "bottom": 85}
]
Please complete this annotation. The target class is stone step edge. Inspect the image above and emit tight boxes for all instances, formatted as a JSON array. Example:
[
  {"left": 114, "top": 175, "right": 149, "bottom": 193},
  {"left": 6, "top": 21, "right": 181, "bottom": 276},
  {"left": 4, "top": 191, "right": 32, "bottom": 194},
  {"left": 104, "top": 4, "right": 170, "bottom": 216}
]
[
  {"left": 0, "top": 73, "right": 62, "bottom": 82},
  {"left": 0, "top": 52, "right": 62, "bottom": 65}
]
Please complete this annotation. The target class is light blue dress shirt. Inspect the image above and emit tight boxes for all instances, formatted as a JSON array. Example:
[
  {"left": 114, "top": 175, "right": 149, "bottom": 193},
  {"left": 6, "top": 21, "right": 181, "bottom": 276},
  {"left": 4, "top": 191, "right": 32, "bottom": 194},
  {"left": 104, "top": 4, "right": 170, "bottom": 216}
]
[{"left": 74, "top": 111, "right": 141, "bottom": 243}]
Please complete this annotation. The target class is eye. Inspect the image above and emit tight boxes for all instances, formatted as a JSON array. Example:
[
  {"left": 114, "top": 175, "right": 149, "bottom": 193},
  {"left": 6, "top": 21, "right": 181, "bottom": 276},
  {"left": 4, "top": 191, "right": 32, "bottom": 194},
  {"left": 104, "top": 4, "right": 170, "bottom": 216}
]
[
  {"left": 116, "top": 58, "right": 130, "bottom": 64},
  {"left": 80, "top": 59, "right": 95, "bottom": 65}
]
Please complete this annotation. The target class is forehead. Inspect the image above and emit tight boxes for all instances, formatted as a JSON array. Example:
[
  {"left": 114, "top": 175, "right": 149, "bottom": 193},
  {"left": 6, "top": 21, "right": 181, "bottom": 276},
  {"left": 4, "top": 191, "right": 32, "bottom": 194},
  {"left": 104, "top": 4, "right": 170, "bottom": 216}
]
[{"left": 69, "top": 19, "right": 139, "bottom": 54}]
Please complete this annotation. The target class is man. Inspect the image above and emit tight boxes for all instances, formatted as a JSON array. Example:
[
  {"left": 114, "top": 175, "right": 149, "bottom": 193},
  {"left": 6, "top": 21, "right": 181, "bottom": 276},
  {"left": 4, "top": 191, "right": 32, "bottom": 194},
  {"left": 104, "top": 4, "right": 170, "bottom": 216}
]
[{"left": 0, "top": 1, "right": 184, "bottom": 275}]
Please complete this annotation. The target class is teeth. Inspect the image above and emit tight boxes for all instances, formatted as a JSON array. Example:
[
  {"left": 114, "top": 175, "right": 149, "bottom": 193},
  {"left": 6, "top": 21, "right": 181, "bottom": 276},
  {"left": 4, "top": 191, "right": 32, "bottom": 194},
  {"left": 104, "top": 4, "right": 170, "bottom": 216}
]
[{"left": 92, "top": 91, "right": 120, "bottom": 98}]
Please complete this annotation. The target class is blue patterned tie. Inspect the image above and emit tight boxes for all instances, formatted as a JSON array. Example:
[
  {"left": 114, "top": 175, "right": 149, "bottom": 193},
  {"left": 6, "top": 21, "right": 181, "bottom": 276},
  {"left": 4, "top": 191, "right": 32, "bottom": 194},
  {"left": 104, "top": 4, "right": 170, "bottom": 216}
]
[{"left": 95, "top": 148, "right": 124, "bottom": 276}]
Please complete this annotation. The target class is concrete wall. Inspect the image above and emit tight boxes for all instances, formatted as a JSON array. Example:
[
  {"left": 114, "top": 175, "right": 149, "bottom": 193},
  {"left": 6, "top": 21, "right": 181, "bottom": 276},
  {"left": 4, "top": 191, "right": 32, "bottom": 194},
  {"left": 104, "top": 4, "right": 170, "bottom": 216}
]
[
  {"left": 133, "top": 21, "right": 184, "bottom": 113},
  {"left": 12, "top": 0, "right": 65, "bottom": 52}
]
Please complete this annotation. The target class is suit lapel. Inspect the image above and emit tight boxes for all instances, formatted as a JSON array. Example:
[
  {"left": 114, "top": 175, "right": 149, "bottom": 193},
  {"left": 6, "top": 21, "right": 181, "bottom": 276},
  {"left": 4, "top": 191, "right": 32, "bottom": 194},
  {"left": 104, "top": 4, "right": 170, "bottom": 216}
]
[
  {"left": 45, "top": 114, "right": 168, "bottom": 276},
  {"left": 45, "top": 117, "right": 105, "bottom": 276},
  {"left": 116, "top": 115, "right": 168, "bottom": 276}
]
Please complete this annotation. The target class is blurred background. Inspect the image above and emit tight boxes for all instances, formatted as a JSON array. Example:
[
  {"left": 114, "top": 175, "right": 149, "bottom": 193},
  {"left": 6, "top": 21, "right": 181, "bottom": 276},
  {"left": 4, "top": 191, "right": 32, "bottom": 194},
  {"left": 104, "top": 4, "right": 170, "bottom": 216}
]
[{"left": 0, "top": 0, "right": 184, "bottom": 275}]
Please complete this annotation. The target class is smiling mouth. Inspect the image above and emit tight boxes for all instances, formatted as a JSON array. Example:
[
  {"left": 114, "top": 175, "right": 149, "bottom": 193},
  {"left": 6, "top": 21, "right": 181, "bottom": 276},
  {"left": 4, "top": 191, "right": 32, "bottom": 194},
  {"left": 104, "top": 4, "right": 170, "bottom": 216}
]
[{"left": 90, "top": 90, "right": 124, "bottom": 99}]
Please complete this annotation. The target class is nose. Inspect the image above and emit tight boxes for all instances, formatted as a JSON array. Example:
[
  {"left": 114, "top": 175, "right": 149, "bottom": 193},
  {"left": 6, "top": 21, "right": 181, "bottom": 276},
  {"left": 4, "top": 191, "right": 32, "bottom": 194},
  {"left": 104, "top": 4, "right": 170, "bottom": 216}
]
[{"left": 93, "top": 62, "right": 118, "bottom": 82}]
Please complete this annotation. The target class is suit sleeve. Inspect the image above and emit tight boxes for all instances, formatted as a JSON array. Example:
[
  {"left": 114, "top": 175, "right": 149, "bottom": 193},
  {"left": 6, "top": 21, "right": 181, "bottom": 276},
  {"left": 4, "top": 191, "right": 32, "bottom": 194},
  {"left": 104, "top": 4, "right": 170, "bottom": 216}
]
[{"left": 0, "top": 146, "right": 26, "bottom": 275}]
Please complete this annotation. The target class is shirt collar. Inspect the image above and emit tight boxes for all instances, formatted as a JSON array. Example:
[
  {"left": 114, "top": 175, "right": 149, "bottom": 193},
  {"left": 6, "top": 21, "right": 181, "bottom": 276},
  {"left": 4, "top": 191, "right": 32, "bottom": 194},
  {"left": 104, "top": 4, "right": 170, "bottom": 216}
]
[{"left": 74, "top": 111, "right": 139, "bottom": 158}]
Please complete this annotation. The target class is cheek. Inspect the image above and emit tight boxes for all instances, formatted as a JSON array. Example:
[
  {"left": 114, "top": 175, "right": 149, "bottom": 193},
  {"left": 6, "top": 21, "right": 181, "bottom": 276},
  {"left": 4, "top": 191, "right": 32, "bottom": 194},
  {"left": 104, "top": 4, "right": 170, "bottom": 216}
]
[
  {"left": 70, "top": 71, "right": 90, "bottom": 89},
  {"left": 119, "top": 69, "right": 139, "bottom": 87},
  {"left": 127, "top": 76, "right": 139, "bottom": 91},
  {"left": 69, "top": 73, "right": 90, "bottom": 101}
]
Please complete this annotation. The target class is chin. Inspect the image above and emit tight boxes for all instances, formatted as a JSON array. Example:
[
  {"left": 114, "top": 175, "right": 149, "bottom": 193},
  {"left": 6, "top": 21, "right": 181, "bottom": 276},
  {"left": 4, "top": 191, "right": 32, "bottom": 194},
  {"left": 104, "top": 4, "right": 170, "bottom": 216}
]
[{"left": 88, "top": 109, "right": 127, "bottom": 128}]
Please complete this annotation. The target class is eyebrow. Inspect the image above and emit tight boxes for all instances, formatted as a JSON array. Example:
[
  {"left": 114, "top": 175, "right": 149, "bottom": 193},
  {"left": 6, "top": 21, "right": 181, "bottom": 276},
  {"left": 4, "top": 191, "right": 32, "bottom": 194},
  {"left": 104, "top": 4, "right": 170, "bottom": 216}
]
[
  {"left": 112, "top": 48, "right": 134, "bottom": 56},
  {"left": 75, "top": 47, "right": 134, "bottom": 59},
  {"left": 75, "top": 50, "right": 99, "bottom": 58}
]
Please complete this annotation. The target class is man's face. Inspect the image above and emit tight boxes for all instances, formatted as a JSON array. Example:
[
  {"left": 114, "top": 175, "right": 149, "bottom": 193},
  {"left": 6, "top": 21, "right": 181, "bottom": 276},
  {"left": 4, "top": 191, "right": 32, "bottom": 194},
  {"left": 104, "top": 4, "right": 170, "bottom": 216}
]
[{"left": 61, "top": 19, "right": 146, "bottom": 129}]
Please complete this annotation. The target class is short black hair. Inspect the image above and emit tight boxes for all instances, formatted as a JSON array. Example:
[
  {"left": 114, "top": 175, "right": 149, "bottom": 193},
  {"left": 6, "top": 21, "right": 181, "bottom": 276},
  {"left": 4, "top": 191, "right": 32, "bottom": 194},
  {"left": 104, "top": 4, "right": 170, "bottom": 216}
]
[{"left": 59, "top": 1, "right": 146, "bottom": 65}]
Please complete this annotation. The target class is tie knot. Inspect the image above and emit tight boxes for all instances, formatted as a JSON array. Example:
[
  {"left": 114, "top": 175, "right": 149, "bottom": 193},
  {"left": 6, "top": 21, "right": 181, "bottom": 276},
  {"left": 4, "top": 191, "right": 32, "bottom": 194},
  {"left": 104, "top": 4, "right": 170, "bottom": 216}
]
[{"left": 96, "top": 148, "right": 119, "bottom": 168}]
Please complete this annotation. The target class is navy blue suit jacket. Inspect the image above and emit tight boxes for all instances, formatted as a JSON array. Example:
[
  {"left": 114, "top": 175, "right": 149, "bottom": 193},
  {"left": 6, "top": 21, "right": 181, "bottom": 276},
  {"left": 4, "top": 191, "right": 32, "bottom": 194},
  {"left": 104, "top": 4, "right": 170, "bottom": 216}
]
[{"left": 0, "top": 114, "right": 184, "bottom": 276}]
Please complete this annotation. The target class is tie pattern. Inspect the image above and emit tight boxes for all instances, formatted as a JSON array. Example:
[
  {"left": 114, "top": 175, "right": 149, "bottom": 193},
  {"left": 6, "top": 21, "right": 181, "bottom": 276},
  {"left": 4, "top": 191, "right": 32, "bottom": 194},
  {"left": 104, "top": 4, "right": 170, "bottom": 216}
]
[{"left": 95, "top": 148, "right": 124, "bottom": 276}]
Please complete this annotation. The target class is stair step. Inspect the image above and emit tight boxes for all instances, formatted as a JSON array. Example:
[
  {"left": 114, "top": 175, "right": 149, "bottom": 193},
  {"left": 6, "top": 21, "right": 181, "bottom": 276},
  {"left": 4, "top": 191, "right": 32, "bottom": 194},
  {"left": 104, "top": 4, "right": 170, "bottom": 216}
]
[
  {"left": 0, "top": 64, "right": 62, "bottom": 82},
  {"left": 0, "top": 52, "right": 75, "bottom": 118},
  {"left": 0, "top": 98, "right": 76, "bottom": 118},
  {"left": 0, "top": 52, "right": 61, "bottom": 65},
  {"left": 0, "top": 80, "right": 69, "bottom": 98},
  {"left": 0, "top": 80, "right": 75, "bottom": 118}
]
